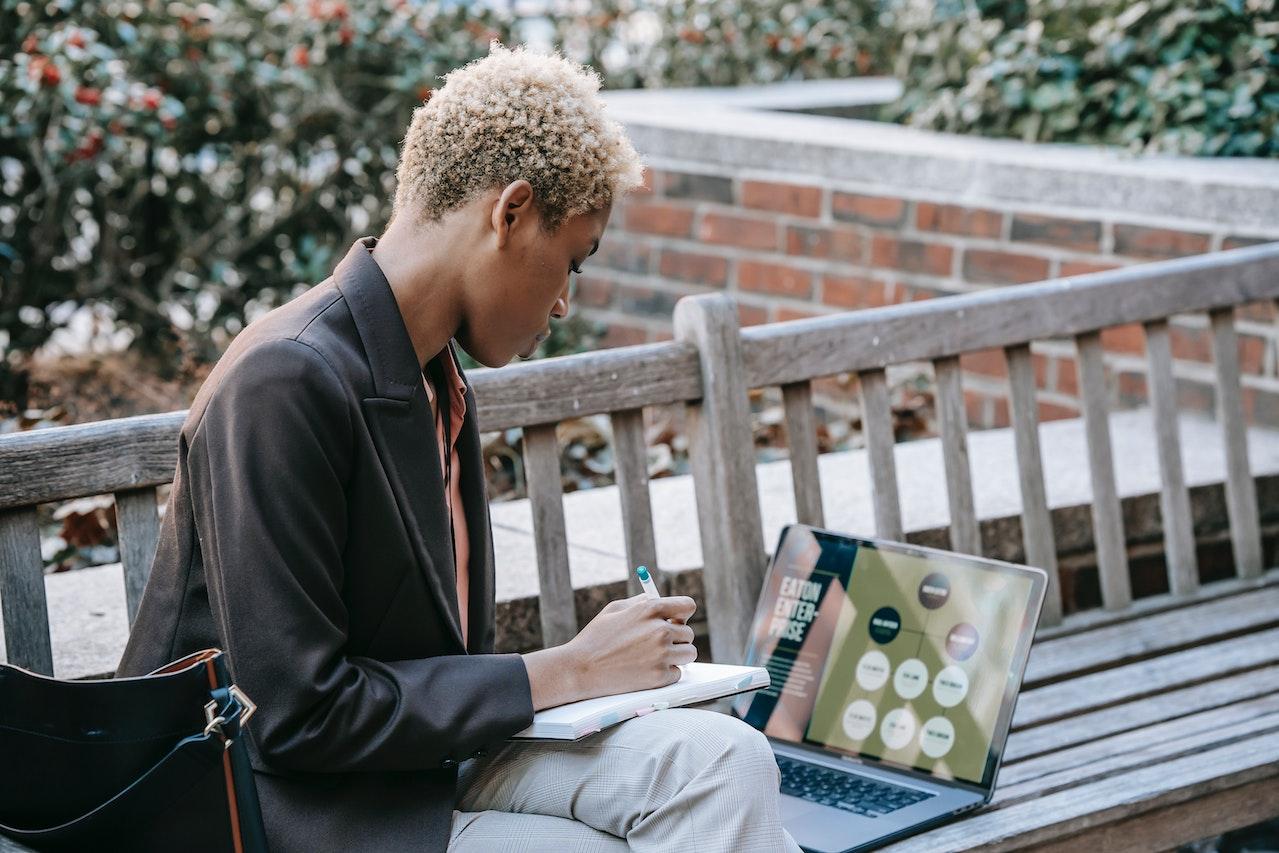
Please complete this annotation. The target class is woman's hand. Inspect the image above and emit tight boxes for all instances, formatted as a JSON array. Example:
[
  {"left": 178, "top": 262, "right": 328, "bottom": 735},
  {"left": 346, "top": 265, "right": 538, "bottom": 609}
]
[{"left": 521, "top": 593, "right": 698, "bottom": 711}]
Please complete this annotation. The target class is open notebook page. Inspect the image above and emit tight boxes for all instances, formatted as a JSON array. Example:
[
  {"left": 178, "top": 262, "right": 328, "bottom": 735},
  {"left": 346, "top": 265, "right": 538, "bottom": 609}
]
[{"left": 511, "top": 662, "right": 770, "bottom": 741}]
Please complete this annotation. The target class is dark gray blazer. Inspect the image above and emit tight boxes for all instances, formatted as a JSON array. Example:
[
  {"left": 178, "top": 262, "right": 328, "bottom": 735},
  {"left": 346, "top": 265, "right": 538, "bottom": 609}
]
[{"left": 116, "top": 237, "right": 535, "bottom": 852}]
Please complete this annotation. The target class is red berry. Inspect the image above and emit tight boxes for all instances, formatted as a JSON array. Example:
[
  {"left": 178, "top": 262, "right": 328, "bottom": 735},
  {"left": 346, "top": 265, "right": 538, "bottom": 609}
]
[
  {"left": 161, "top": 115, "right": 177, "bottom": 130},
  {"left": 417, "top": 85, "right": 433, "bottom": 102},
  {"left": 74, "top": 86, "right": 101, "bottom": 105},
  {"left": 22, "top": 34, "right": 38, "bottom": 53},
  {"left": 332, "top": 2, "right": 348, "bottom": 19},
  {"left": 292, "top": 45, "right": 309, "bottom": 67},
  {"left": 41, "top": 61, "right": 61, "bottom": 87},
  {"left": 339, "top": 25, "right": 353, "bottom": 45},
  {"left": 142, "top": 89, "right": 161, "bottom": 110},
  {"left": 67, "top": 30, "right": 86, "bottom": 48}
]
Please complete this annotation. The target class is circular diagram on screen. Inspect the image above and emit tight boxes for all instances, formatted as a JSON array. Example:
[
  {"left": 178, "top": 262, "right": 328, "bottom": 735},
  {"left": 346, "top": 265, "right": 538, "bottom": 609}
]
[
  {"left": 880, "top": 708, "right": 917, "bottom": 750},
  {"left": 918, "top": 572, "right": 951, "bottom": 609},
  {"left": 932, "top": 665, "right": 969, "bottom": 708},
  {"left": 920, "top": 716, "right": 956, "bottom": 758},
  {"left": 868, "top": 606, "right": 902, "bottom": 645},
  {"left": 842, "top": 700, "right": 877, "bottom": 741},
  {"left": 945, "top": 622, "right": 980, "bottom": 661},
  {"left": 855, "top": 650, "right": 891, "bottom": 691},
  {"left": 893, "top": 658, "right": 929, "bottom": 700}
]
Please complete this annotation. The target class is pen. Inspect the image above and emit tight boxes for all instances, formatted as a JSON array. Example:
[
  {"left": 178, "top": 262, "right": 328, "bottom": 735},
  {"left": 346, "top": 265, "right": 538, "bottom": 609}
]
[{"left": 636, "top": 565, "right": 660, "bottom": 599}]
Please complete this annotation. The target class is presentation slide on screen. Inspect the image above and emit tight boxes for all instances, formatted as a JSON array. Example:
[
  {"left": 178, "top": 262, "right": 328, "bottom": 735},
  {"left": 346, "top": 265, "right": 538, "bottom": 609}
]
[{"left": 736, "top": 527, "right": 1035, "bottom": 785}]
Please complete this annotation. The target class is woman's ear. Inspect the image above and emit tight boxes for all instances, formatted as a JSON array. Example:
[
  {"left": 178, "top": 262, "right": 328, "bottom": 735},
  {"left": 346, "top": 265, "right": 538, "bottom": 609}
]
[{"left": 491, "top": 180, "right": 535, "bottom": 248}]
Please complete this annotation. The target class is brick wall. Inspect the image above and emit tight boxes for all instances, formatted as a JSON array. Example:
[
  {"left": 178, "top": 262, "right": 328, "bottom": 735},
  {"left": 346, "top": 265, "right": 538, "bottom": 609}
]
[{"left": 576, "top": 163, "right": 1279, "bottom": 429}]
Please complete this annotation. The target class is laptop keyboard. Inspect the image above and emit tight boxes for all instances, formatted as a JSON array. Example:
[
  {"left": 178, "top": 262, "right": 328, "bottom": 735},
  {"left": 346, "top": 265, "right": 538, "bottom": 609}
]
[{"left": 776, "top": 755, "right": 934, "bottom": 818}]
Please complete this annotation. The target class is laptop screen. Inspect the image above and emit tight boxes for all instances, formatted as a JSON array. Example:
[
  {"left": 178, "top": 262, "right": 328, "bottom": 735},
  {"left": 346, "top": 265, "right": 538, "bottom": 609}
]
[{"left": 733, "top": 524, "right": 1043, "bottom": 789}]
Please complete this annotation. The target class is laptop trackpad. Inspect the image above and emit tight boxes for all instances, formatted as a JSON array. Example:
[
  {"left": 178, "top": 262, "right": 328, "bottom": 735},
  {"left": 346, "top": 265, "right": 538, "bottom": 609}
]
[{"left": 780, "top": 797, "right": 821, "bottom": 822}]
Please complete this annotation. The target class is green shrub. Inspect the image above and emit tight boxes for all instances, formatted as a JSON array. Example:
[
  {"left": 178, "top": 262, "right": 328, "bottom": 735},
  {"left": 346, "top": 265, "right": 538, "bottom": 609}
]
[
  {"left": 881, "top": 0, "right": 1279, "bottom": 156},
  {"left": 551, "top": 0, "right": 884, "bottom": 88}
]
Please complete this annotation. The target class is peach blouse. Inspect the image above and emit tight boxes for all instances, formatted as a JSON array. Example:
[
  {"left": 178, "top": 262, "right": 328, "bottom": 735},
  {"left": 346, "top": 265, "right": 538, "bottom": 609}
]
[{"left": 423, "top": 344, "right": 470, "bottom": 647}]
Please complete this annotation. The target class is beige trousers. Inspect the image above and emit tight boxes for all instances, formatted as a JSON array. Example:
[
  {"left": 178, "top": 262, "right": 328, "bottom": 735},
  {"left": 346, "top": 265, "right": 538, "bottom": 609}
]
[{"left": 447, "top": 707, "right": 804, "bottom": 852}]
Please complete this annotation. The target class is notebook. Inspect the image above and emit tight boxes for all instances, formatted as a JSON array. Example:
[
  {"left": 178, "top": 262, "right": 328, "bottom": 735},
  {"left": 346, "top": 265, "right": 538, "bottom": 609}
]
[{"left": 510, "top": 662, "right": 770, "bottom": 741}]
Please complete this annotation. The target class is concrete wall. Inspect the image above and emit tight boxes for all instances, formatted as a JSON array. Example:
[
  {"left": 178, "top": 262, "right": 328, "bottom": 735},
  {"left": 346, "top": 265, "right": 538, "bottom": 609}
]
[{"left": 581, "top": 85, "right": 1279, "bottom": 428}]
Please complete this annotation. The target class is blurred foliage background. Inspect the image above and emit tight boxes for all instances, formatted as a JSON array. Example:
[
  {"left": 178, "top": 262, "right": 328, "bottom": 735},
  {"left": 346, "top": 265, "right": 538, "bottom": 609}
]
[{"left": 3, "top": 0, "right": 1276, "bottom": 409}]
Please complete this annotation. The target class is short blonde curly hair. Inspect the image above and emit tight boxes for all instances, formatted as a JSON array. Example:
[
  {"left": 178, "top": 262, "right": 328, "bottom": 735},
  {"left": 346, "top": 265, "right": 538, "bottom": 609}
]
[{"left": 393, "top": 41, "right": 645, "bottom": 233}]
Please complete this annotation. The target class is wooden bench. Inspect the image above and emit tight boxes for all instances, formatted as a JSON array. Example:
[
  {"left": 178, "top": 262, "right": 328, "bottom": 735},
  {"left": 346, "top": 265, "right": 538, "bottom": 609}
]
[{"left": 2, "top": 242, "right": 1278, "bottom": 850}]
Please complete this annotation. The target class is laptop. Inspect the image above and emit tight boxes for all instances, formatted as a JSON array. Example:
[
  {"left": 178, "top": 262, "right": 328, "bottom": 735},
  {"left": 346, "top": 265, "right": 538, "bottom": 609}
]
[{"left": 731, "top": 523, "right": 1048, "bottom": 852}]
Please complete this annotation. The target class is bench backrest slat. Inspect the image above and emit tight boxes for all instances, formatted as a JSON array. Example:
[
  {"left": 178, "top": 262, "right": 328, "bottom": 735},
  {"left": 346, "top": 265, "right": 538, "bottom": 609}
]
[
  {"left": 472, "top": 341, "right": 701, "bottom": 432},
  {"left": 739, "top": 245, "right": 1279, "bottom": 386},
  {"left": 114, "top": 487, "right": 161, "bottom": 624},
  {"left": 0, "top": 412, "right": 184, "bottom": 511},
  {"left": 781, "top": 381, "right": 825, "bottom": 529},
  {"left": 674, "top": 294, "right": 766, "bottom": 664},
  {"left": 858, "top": 368, "right": 904, "bottom": 541},
  {"left": 523, "top": 423, "right": 577, "bottom": 648},
  {"left": 1209, "top": 307, "right": 1265, "bottom": 578},
  {"left": 1075, "top": 330, "right": 1133, "bottom": 611},
  {"left": 1143, "top": 319, "right": 1200, "bottom": 596},
  {"left": 0, "top": 508, "right": 52, "bottom": 673},
  {"left": 609, "top": 408, "right": 659, "bottom": 598},
  {"left": 934, "top": 355, "right": 982, "bottom": 555},
  {"left": 1005, "top": 343, "right": 1063, "bottom": 624}
]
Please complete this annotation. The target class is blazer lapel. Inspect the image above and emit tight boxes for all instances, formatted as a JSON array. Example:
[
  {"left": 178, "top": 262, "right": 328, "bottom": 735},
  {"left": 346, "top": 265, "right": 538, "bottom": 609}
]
[{"left": 334, "top": 237, "right": 466, "bottom": 653}]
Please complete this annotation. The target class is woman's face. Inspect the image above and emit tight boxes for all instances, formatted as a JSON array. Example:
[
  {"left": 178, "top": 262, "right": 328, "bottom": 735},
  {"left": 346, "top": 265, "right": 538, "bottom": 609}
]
[{"left": 458, "top": 188, "right": 611, "bottom": 368}]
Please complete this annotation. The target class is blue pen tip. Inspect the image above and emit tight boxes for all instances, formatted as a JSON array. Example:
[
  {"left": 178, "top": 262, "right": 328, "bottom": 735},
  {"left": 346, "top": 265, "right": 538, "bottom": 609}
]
[{"left": 636, "top": 566, "right": 650, "bottom": 581}]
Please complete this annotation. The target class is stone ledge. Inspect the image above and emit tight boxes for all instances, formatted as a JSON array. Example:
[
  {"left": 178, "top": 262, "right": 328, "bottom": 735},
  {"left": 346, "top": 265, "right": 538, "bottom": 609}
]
[
  {"left": 10, "top": 409, "right": 1278, "bottom": 677},
  {"left": 602, "top": 83, "right": 1279, "bottom": 232}
]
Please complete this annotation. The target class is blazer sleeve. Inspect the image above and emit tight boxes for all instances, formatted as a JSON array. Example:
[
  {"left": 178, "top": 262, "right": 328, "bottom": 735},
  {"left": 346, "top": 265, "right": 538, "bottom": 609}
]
[{"left": 187, "top": 336, "right": 534, "bottom": 774}]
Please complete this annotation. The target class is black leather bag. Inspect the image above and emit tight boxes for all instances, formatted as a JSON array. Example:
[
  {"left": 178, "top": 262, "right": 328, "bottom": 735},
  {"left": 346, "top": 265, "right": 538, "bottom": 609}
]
[{"left": 0, "top": 647, "right": 269, "bottom": 853}]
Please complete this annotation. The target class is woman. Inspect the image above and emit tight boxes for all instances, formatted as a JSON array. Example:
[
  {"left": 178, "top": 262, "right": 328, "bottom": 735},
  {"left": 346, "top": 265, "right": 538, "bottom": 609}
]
[{"left": 117, "top": 41, "right": 801, "bottom": 852}]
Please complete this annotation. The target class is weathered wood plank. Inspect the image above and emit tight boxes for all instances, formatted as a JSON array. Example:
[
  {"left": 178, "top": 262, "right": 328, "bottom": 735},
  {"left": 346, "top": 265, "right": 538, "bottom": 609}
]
[
  {"left": 933, "top": 356, "right": 981, "bottom": 555},
  {"left": 114, "top": 487, "right": 160, "bottom": 625},
  {"left": 0, "top": 507, "right": 53, "bottom": 674},
  {"left": 1036, "top": 567, "right": 1279, "bottom": 643},
  {"left": 0, "top": 343, "right": 705, "bottom": 509},
  {"left": 0, "top": 411, "right": 184, "bottom": 511},
  {"left": 1004, "top": 344, "right": 1061, "bottom": 626},
  {"left": 1143, "top": 319, "right": 1199, "bottom": 596},
  {"left": 471, "top": 341, "right": 703, "bottom": 432},
  {"left": 674, "top": 293, "right": 767, "bottom": 664},
  {"left": 1013, "top": 626, "right": 1279, "bottom": 729},
  {"left": 1000, "top": 692, "right": 1279, "bottom": 795},
  {"left": 781, "top": 381, "right": 824, "bottom": 529},
  {"left": 858, "top": 369, "right": 903, "bottom": 541},
  {"left": 1023, "top": 775, "right": 1279, "bottom": 853},
  {"left": 609, "top": 407, "right": 659, "bottom": 597},
  {"left": 741, "top": 243, "right": 1279, "bottom": 387},
  {"left": 1024, "top": 583, "right": 1279, "bottom": 688},
  {"left": 885, "top": 731, "right": 1279, "bottom": 852},
  {"left": 1075, "top": 331, "right": 1131, "bottom": 610},
  {"left": 1210, "top": 307, "right": 1264, "bottom": 578},
  {"left": 1005, "top": 664, "right": 1279, "bottom": 763},
  {"left": 522, "top": 423, "right": 577, "bottom": 648}
]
